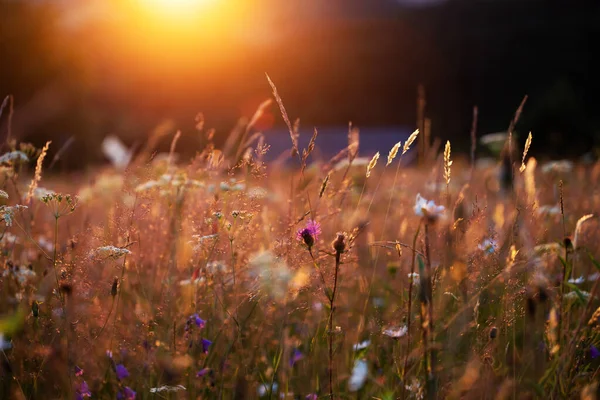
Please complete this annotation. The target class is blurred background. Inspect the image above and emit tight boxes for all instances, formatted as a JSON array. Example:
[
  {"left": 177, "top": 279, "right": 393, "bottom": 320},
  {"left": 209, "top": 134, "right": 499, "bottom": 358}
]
[{"left": 1, "top": 0, "right": 599, "bottom": 167}]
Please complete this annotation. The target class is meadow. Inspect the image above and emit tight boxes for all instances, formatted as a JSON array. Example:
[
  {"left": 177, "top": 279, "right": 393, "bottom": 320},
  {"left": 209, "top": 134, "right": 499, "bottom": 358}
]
[{"left": 1, "top": 90, "right": 600, "bottom": 400}]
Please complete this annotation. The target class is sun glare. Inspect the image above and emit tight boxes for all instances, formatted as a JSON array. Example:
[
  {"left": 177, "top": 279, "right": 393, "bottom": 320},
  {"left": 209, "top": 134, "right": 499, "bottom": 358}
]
[{"left": 141, "top": 0, "right": 217, "bottom": 15}]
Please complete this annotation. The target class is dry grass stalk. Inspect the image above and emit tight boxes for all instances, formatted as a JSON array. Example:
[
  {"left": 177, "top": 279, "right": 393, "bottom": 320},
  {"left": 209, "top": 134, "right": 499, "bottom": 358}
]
[
  {"left": 403, "top": 129, "right": 420, "bottom": 155},
  {"left": 386, "top": 141, "right": 401, "bottom": 166},
  {"left": 366, "top": 152, "right": 380, "bottom": 178},
  {"left": 444, "top": 140, "right": 452, "bottom": 185},
  {"left": 519, "top": 132, "right": 533, "bottom": 173},
  {"left": 26, "top": 141, "right": 51, "bottom": 203},
  {"left": 265, "top": 73, "right": 298, "bottom": 155}
]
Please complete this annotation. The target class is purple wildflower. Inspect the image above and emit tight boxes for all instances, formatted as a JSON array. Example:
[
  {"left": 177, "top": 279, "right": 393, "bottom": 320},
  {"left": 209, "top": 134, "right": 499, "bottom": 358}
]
[
  {"left": 116, "top": 364, "right": 130, "bottom": 380},
  {"left": 106, "top": 350, "right": 113, "bottom": 359},
  {"left": 196, "top": 367, "right": 210, "bottom": 377},
  {"left": 290, "top": 348, "right": 304, "bottom": 367},
  {"left": 191, "top": 314, "right": 206, "bottom": 328},
  {"left": 201, "top": 338, "right": 212, "bottom": 354},
  {"left": 74, "top": 365, "right": 84, "bottom": 377},
  {"left": 76, "top": 381, "right": 91, "bottom": 398},
  {"left": 117, "top": 386, "right": 136, "bottom": 400},
  {"left": 296, "top": 220, "right": 321, "bottom": 249},
  {"left": 591, "top": 345, "right": 600, "bottom": 359},
  {"left": 306, "top": 394, "right": 318, "bottom": 400}
]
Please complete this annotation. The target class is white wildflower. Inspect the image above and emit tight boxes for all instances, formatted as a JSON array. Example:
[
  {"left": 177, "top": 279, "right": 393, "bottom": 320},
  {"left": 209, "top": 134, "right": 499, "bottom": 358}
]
[
  {"left": 0, "top": 151, "right": 29, "bottom": 164},
  {"left": 348, "top": 359, "right": 368, "bottom": 392},
  {"left": 2, "top": 265, "right": 36, "bottom": 284},
  {"left": 382, "top": 326, "right": 408, "bottom": 338},
  {"left": 34, "top": 187, "right": 56, "bottom": 200},
  {"left": 565, "top": 291, "right": 590, "bottom": 300},
  {"left": 414, "top": 193, "right": 445, "bottom": 221},
  {"left": 258, "top": 383, "right": 278, "bottom": 397},
  {"left": 149, "top": 385, "right": 186, "bottom": 393},
  {"left": 408, "top": 272, "right": 420, "bottom": 285},
  {"left": 250, "top": 250, "right": 292, "bottom": 300},
  {"left": 0, "top": 190, "right": 7, "bottom": 199},
  {"left": 541, "top": 160, "right": 573, "bottom": 175},
  {"left": 478, "top": 238, "right": 497, "bottom": 254},
  {"left": 536, "top": 205, "right": 561, "bottom": 216},
  {"left": 405, "top": 378, "right": 424, "bottom": 399},
  {"left": 101, "top": 135, "right": 132, "bottom": 170},
  {"left": 353, "top": 340, "right": 371, "bottom": 351},
  {"left": 568, "top": 276, "right": 585, "bottom": 285},
  {"left": 90, "top": 245, "right": 131, "bottom": 260},
  {"left": 1, "top": 205, "right": 28, "bottom": 226}
]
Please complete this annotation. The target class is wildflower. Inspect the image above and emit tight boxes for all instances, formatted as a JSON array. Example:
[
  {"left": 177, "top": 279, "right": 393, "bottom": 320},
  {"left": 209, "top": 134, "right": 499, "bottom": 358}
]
[
  {"left": 201, "top": 338, "right": 212, "bottom": 354},
  {"left": 0, "top": 334, "right": 12, "bottom": 350},
  {"left": 296, "top": 220, "right": 321, "bottom": 250},
  {"left": 536, "top": 205, "right": 561, "bottom": 216},
  {"left": 568, "top": 276, "right": 585, "bottom": 285},
  {"left": 306, "top": 394, "right": 318, "bottom": 400},
  {"left": 2, "top": 265, "right": 36, "bottom": 284},
  {"left": 90, "top": 245, "right": 131, "bottom": 261},
  {"left": 405, "top": 378, "right": 424, "bottom": 399},
  {"left": 196, "top": 368, "right": 210, "bottom": 377},
  {"left": 1, "top": 205, "right": 28, "bottom": 226},
  {"left": 290, "top": 348, "right": 304, "bottom": 367},
  {"left": 117, "top": 386, "right": 136, "bottom": 400},
  {"left": 189, "top": 314, "right": 206, "bottom": 329},
  {"left": 0, "top": 190, "right": 8, "bottom": 199},
  {"left": 541, "top": 160, "right": 573, "bottom": 175},
  {"left": 565, "top": 291, "right": 590, "bottom": 300},
  {"left": 74, "top": 366, "right": 84, "bottom": 377},
  {"left": 408, "top": 272, "right": 420, "bottom": 285},
  {"left": 116, "top": 364, "right": 130, "bottom": 380},
  {"left": 106, "top": 350, "right": 113, "bottom": 358},
  {"left": 591, "top": 345, "right": 600, "bottom": 359},
  {"left": 76, "top": 381, "right": 92, "bottom": 399},
  {"left": 258, "top": 383, "right": 278, "bottom": 397},
  {"left": 0, "top": 151, "right": 29, "bottom": 164},
  {"left": 41, "top": 193, "right": 77, "bottom": 218},
  {"left": 250, "top": 250, "right": 293, "bottom": 300},
  {"left": 478, "top": 238, "right": 497, "bottom": 254},
  {"left": 149, "top": 385, "right": 186, "bottom": 393},
  {"left": 353, "top": 340, "right": 370, "bottom": 351},
  {"left": 414, "top": 193, "right": 445, "bottom": 222},
  {"left": 382, "top": 326, "right": 408, "bottom": 338},
  {"left": 348, "top": 359, "right": 368, "bottom": 392}
]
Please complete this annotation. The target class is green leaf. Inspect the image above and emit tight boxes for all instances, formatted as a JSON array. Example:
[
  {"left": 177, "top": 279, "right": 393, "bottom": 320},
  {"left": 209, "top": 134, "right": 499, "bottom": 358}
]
[{"left": 565, "top": 282, "right": 588, "bottom": 304}]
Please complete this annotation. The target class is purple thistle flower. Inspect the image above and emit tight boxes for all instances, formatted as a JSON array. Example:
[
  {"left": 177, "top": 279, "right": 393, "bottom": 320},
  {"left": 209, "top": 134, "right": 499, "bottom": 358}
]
[
  {"left": 75, "top": 381, "right": 91, "bottom": 399},
  {"left": 116, "top": 364, "right": 130, "bottom": 380},
  {"left": 196, "top": 367, "right": 210, "bottom": 377},
  {"left": 289, "top": 348, "right": 304, "bottom": 367},
  {"left": 74, "top": 365, "right": 84, "bottom": 377},
  {"left": 201, "top": 338, "right": 212, "bottom": 354},
  {"left": 117, "top": 386, "right": 136, "bottom": 400},
  {"left": 591, "top": 345, "right": 600, "bottom": 359},
  {"left": 296, "top": 220, "right": 321, "bottom": 249}
]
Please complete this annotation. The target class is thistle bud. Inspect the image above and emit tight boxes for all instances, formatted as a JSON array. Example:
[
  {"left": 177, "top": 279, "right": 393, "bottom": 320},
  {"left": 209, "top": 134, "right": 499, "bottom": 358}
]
[
  {"left": 111, "top": 277, "right": 119, "bottom": 297},
  {"left": 332, "top": 233, "right": 346, "bottom": 254}
]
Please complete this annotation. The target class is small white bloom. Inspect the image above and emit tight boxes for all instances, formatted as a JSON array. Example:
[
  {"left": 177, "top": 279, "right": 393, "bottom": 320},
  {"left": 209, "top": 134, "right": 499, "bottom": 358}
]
[
  {"left": 541, "top": 160, "right": 573, "bottom": 175},
  {"left": 568, "top": 276, "right": 585, "bottom": 285},
  {"left": 149, "top": 385, "right": 186, "bottom": 393},
  {"left": 0, "top": 190, "right": 8, "bottom": 199},
  {"left": 1, "top": 205, "right": 28, "bottom": 226},
  {"left": 565, "top": 291, "right": 590, "bottom": 300},
  {"left": 408, "top": 272, "right": 420, "bottom": 285},
  {"left": 353, "top": 340, "right": 371, "bottom": 351},
  {"left": 0, "top": 151, "right": 29, "bottom": 164},
  {"left": 382, "top": 326, "right": 408, "bottom": 338},
  {"left": 258, "top": 383, "right": 278, "bottom": 397},
  {"left": 405, "top": 378, "right": 424, "bottom": 399},
  {"left": 478, "top": 238, "right": 497, "bottom": 254},
  {"left": 536, "top": 205, "right": 561, "bottom": 216},
  {"left": 414, "top": 193, "right": 445, "bottom": 220},
  {"left": 2, "top": 265, "right": 36, "bottom": 284},
  {"left": 348, "top": 359, "right": 368, "bottom": 392}
]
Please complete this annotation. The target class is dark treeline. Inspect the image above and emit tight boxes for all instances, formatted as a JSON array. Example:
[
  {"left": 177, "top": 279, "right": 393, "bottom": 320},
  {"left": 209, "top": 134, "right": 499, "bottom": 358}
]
[{"left": 1, "top": 0, "right": 599, "bottom": 166}]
